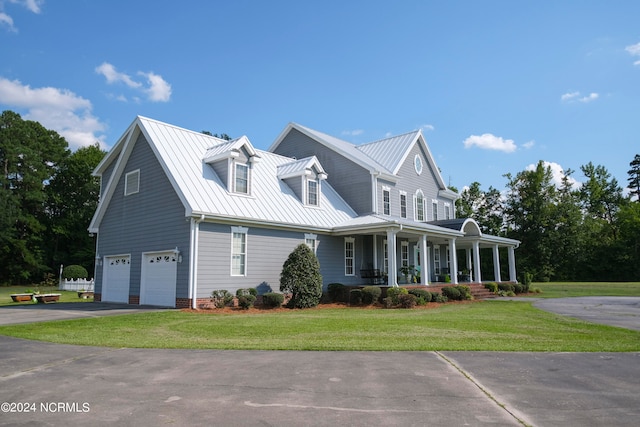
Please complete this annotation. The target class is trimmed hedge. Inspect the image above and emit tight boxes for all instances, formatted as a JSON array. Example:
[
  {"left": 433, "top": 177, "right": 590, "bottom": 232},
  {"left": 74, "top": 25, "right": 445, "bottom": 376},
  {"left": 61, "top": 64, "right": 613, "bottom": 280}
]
[
  {"left": 408, "top": 288, "right": 431, "bottom": 305},
  {"left": 211, "top": 290, "right": 234, "bottom": 308},
  {"left": 262, "top": 292, "right": 285, "bottom": 308},
  {"left": 327, "top": 283, "right": 347, "bottom": 302},
  {"left": 349, "top": 289, "right": 363, "bottom": 305},
  {"left": 361, "top": 286, "right": 382, "bottom": 305},
  {"left": 484, "top": 282, "right": 498, "bottom": 293},
  {"left": 386, "top": 287, "right": 408, "bottom": 305},
  {"left": 62, "top": 265, "right": 88, "bottom": 280}
]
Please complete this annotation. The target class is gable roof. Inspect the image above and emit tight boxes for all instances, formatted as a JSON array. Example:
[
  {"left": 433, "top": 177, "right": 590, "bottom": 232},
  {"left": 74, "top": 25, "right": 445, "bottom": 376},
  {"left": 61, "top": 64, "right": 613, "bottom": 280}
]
[
  {"left": 89, "top": 116, "right": 357, "bottom": 233},
  {"left": 270, "top": 123, "right": 451, "bottom": 191},
  {"left": 277, "top": 156, "right": 327, "bottom": 180}
]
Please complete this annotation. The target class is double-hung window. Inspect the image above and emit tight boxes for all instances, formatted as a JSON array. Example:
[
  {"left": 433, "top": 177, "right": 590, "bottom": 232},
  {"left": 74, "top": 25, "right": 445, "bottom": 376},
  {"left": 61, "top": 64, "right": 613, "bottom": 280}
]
[
  {"left": 305, "top": 233, "right": 318, "bottom": 254},
  {"left": 415, "top": 191, "right": 425, "bottom": 221},
  {"left": 400, "top": 192, "right": 407, "bottom": 218},
  {"left": 383, "top": 188, "right": 390, "bottom": 215},
  {"left": 432, "top": 200, "right": 438, "bottom": 221},
  {"left": 231, "top": 227, "right": 248, "bottom": 276},
  {"left": 307, "top": 179, "right": 319, "bottom": 206},
  {"left": 344, "top": 238, "right": 355, "bottom": 276},
  {"left": 234, "top": 163, "right": 249, "bottom": 194},
  {"left": 401, "top": 241, "right": 409, "bottom": 269},
  {"left": 125, "top": 170, "right": 140, "bottom": 196}
]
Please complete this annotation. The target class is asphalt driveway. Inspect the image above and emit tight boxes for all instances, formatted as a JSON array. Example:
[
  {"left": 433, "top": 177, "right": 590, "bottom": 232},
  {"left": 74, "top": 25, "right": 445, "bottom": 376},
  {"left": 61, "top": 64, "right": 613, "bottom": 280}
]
[{"left": 0, "top": 298, "right": 639, "bottom": 426}]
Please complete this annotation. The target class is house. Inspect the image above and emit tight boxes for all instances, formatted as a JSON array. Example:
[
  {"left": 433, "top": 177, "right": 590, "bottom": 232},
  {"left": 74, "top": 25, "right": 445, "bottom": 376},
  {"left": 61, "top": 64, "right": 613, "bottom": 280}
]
[{"left": 89, "top": 116, "right": 519, "bottom": 308}]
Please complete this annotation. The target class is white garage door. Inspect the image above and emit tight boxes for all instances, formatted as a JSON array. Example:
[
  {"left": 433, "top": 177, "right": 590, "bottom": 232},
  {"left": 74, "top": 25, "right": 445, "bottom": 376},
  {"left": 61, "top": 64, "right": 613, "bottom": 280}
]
[
  {"left": 140, "top": 252, "right": 177, "bottom": 307},
  {"left": 102, "top": 255, "right": 131, "bottom": 303}
]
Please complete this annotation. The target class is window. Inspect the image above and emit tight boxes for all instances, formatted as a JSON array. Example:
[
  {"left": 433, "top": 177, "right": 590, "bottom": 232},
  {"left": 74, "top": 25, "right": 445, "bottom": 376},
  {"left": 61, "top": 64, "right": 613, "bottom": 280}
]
[
  {"left": 401, "top": 241, "right": 409, "bottom": 268},
  {"left": 307, "top": 179, "right": 318, "bottom": 206},
  {"left": 383, "top": 239, "right": 388, "bottom": 273},
  {"left": 444, "top": 203, "right": 451, "bottom": 220},
  {"left": 415, "top": 191, "right": 425, "bottom": 221},
  {"left": 344, "top": 238, "right": 355, "bottom": 276},
  {"left": 414, "top": 155, "right": 423, "bottom": 175},
  {"left": 305, "top": 233, "right": 318, "bottom": 254},
  {"left": 432, "top": 200, "right": 438, "bottom": 221},
  {"left": 434, "top": 246, "right": 441, "bottom": 275},
  {"left": 234, "top": 163, "right": 249, "bottom": 194},
  {"left": 124, "top": 170, "right": 140, "bottom": 196},
  {"left": 446, "top": 248, "right": 451, "bottom": 273},
  {"left": 383, "top": 188, "right": 390, "bottom": 215},
  {"left": 400, "top": 193, "right": 407, "bottom": 218},
  {"left": 231, "top": 226, "right": 248, "bottom": 275}
]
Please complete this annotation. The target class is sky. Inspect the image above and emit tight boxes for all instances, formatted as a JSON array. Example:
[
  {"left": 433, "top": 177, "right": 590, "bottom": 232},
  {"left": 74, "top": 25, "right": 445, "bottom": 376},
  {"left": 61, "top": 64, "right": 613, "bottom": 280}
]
[{"left": 1, "top": 0, "right": 639, "bottom": 193}]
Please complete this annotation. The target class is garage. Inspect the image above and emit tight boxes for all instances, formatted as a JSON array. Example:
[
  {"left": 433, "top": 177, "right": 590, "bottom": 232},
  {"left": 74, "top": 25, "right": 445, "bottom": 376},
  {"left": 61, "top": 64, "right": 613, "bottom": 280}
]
[
  {"left": 140, "top": 251, "right": 177, "bottom": 307},
  {"left": 102, "top": 255, "right": 131, "bottom": 303}
]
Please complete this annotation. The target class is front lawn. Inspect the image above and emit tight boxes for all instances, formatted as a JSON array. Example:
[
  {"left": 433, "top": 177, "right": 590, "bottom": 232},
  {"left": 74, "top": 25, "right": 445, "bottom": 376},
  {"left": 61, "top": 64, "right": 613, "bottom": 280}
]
[
  {"left": 525, "top": 282, "right": 640, "bottom": 298},
  {"left": 0, "top": 300, "right": 638, "bottom": 352}
]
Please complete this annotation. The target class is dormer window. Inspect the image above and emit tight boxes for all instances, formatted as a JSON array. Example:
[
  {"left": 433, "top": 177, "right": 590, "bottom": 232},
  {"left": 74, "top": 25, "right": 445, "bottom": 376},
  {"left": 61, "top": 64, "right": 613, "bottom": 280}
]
[
  {"left": 234, "top": 163, "right": 249, "bottom": 194},
  {"left": 307, "top": 179, "right": 319, "bottom": 206}
]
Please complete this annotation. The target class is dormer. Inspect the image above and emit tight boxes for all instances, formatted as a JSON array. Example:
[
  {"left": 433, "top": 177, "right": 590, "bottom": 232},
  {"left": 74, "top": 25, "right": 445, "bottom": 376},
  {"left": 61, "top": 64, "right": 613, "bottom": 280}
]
[
  {"left": 277, "top": 156, "right": 328, "bottom": 206},
  {"left": 203, "top": 136, "right": 261, "bottom": 195}
]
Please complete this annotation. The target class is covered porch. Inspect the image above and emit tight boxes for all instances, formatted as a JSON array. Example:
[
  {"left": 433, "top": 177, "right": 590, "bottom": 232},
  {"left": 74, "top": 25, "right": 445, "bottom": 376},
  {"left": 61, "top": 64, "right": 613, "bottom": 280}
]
[{"left": 333, "top": 217, "right": 520, "bottom": 287}]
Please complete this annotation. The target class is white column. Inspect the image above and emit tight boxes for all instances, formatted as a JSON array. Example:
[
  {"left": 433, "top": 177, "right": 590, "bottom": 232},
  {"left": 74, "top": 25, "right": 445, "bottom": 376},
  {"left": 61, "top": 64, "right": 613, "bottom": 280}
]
[
  {"left": 472, "top": 240, "right": 482, "bottom": 283},
  {"left": 449, "top": 238, "right": 458, "bottom": 284},
  {"left": 508, "top": 246, "right": 517, "bottom": 282},
  {"left": 420, "top": 234, "right": 429, "bottom": 285},
  {"left": 372, "top": 235, "right": 378, "bottom": 270},
  {"left": 387, "top": 228, "right": 398, "bottom": 287},
  {"left": 466, "top": 249, "right": 472, "bottom": 276},
  {"left": 492, "top": 244, "right": 501, "bottom": 282}
]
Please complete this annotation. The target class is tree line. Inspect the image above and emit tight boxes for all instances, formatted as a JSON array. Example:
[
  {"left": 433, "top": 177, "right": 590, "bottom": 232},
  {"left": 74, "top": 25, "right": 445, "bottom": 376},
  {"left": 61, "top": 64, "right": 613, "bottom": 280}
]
[
  {"left": 1, "top": 109, "right": 638, "bottom": 284},
  {"left": 455, "top": 156, "right": 640, "bottom": 282}
]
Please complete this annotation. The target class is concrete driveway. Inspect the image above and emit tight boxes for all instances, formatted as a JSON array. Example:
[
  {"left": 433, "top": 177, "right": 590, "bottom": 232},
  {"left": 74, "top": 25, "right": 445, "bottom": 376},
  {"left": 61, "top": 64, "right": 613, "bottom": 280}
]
[{"left": 0, "top": 298, "right": 639, "bottom": 426}]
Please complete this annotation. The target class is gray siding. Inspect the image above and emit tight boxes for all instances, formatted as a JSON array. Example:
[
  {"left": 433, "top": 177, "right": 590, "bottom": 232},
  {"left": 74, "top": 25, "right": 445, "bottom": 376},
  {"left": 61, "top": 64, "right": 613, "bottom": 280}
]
[
  {"left": 195, "top": 224, "right": 366, "bottom": 297},
  {"left": 283, "top": 176, "right": 303, "bottom": 201},
  {"left": 273, "top": 129, "right": 373, "bottom": 215},
  {"left": 95, "top": 132, "right": 191, "bottom": 298}
]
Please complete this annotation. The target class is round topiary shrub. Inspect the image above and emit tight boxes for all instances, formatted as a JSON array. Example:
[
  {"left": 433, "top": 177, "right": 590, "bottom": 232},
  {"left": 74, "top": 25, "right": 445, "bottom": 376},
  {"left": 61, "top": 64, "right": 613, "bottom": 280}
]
[
  {"left": 386, "top": 287, "right": 408, "bottom": 305},
  {"left": 262, "top": 292, "right": 284, "bottom": 308},
  {"left": 349, "top": 289, "right": 363, "bottom": 305},
  {"left": 397, "top": 293, "right": 417, "bottom": 308},
  {"left": 211, "top": 290, "right": 234, "bottom": 308},
  {"left": 280, "top": 244, "right": 323, "bottom": 309},
  {"left": 62, "top": 264, "right": 88, "bottom": 280},
  {"left": 441, "top": 286, "right": 461, "bottom": 301},
  {"left": 327, "top": 283, "right": 347, "bottom": 302},
  {"left": 408, "top": 288, "right": 431, "bottom": 304},
  {"left": 361, "top": 286, "right": 382, "bottom": 305},
  {"left": 237, "top": 294, "right": 256, "bottom": 309}
]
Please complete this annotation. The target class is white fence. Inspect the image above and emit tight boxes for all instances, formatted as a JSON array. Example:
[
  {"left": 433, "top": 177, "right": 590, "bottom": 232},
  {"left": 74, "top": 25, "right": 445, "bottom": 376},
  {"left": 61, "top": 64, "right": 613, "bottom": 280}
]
[{"left": 59, "top": 278, "right": 94, "bottom": 291}]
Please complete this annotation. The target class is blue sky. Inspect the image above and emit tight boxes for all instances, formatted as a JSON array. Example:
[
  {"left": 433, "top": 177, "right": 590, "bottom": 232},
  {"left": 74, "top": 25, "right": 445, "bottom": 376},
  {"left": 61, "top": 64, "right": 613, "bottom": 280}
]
[{"left": 1, "top": 0, "right": 639, "bottom": 193}]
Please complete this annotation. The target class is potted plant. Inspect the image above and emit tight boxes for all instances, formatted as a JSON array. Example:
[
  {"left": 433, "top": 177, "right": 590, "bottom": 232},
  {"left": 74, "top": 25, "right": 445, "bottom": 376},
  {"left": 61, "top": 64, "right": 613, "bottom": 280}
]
[
  {"left": 35, "top": 293, "right": 61, "bottom": 303},
  {"left": 399, "top": 265, "right": 414, "bottom": 284},
  {"left": 10, "top": 290, "right": 34, "bottom": 302}
]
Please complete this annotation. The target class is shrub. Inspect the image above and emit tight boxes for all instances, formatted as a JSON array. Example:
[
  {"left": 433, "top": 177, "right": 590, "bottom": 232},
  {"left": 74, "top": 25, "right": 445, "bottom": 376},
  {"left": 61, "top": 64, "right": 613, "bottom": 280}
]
[
  {"left": 531, "top": 287, "right": 542, "bottom": 294},
  {"left": 498, "top": 282, "right": 515, "bottom": 293},
  {"left": 386, "top": 287, "right": 408, "bottom": 305},
  {"left": 262, "top": 292, "right": 284, "bottom": 308},
  {"left": 441, "top": 286, "right": 461, "bottom": 301},
  {"left": 455, "top": 285, "right": 472, "bottom": 300},
  {"left": 397, "top": 293, "right": 417, "bottom": 308},
  {"left": 361, "top": 286, "right": 382, "bottom": 305},
  {"left": 327, "top": 283, "right": 347, "bottom": 302},
  {"left": 432, "top": 292, "right": 448, "bottom": 303},
  {"left": 237, "top": 294, "right": 256, "bottom": 309},
  {"left": 236, "top": 288, "right": 257, "bottom": 297},
  {"left": 408, "top": 288, "right": 431, "bottom": 304},
  {"left": 280, "top": 244, "right": 323, "bottom": 309},
  {"left": 62, "top": 265, "right": 88, "bottom": 280},
  {"left": 211, "top": 290, "right": 234, "bottom": 308},
  {"left": 349, "top": 289, "right": 363, "bottom": 305},
  {"left": 513, "top": 283, "right": 525, "bottom": 294},
  {"left": 484, "top": 282, "right": 498, "bottom": 293}
]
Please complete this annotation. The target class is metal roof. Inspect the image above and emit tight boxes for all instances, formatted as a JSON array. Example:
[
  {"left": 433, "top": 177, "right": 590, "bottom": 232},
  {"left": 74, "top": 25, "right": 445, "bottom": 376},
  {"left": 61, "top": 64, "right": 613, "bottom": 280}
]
[{"left": 356, "top": 131, "right": 420, "bottom": 175}]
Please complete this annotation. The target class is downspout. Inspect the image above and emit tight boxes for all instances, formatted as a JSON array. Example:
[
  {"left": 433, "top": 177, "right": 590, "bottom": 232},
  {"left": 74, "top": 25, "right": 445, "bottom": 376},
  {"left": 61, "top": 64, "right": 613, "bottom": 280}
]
[{"left": 189, "top": 214, "right": 205, "bottom": 309}]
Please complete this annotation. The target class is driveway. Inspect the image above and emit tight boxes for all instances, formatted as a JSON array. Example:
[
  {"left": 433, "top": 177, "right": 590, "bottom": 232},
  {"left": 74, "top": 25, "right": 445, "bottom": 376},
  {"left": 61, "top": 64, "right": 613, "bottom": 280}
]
[
  {"left": 0, "top": 298, "right": 639, "bottom": 426},
  {"left": 533, "top": 296, "right": 640, "bottom": 331}
]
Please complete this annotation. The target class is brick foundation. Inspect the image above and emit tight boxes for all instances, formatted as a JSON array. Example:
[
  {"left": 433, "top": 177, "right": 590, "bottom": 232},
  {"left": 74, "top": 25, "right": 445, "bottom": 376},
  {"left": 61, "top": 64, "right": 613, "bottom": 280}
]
[
  {"left": 129, "top": 295, "right": 140, "bottom": 305},
  {"left": 94, "top": 293, "right": 101, "bottom": 302}
]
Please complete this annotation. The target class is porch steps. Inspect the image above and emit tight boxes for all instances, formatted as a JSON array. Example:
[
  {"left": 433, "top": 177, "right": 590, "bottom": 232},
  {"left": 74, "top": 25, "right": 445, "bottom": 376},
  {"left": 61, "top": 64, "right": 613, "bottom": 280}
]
[{"left": 406, "top": 283, "right": 498, "bottom": 300}]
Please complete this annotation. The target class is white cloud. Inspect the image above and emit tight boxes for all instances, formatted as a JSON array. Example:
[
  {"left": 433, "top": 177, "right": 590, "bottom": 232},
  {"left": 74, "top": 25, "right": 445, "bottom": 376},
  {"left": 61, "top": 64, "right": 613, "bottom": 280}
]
[
  {"left": 463, "top": 133, "right": 517, "bottom": 153},
  {"left": 526, "top": 161, "right": 580, "bottom": 189},
  {"left": 522, "top": 140, "right": 535, "bottom": 149},
  {"left": 561, "top": 91, "right": 599, "bottom": 103},
  {"left": 626, "top": 42, "right": 640, "bottom": 66},
  {"left": 0, "top": 0, "right": 43, "bottom": 31},
  {"left": 342, "top": 129, "right": 364, "bottom": 136},
  {"left": 421, "top": 124, "right": 435, "bottom": 132},
  {"left": 0, "top": 77, "right": 106, "bottom": 150},
  {"left": 96, "top": 62, "right": 172, "bottom": 103}
]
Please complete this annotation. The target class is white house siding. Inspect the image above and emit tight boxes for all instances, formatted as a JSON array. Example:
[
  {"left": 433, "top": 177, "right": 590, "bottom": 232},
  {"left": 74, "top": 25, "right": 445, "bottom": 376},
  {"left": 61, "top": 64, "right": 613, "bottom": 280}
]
[
  {"left": 95, "top": 133, "right": 191, "bottom": 303},
  {"left": 273, "top": 128, "right": 374, "bottom": 215}
]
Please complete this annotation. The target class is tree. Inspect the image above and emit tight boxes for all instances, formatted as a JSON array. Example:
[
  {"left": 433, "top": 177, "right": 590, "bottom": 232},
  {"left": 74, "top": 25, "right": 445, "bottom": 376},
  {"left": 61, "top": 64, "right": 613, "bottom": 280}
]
[
  {"left": 455, "top": 182, "right": 505, "bottom": 235},
  {"left": 44, "top": 143, "right": 105, "bottom": 275},
  {"left": 627, "top": 154, "right": 640, "bottom": 202},
  {"left": 0, "top": 110, "right": 69, "bottom": 284},
  {"left": 279, "top": 244, "right": 323, "bottom": 308},
  {"left": 201, "top": 130, "right": 232, "bottom": 141}
]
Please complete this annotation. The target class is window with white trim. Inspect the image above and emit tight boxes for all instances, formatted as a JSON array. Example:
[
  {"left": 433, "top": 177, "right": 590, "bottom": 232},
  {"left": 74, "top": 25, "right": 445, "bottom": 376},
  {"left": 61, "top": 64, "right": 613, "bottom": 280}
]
[
  {"left": 400, "top": 192, "right": 407, "bottom": 218},
  {"left": 307, "top": 179, "right": 319, "bottom": 206},
  {"left": 432, "top": 200, "right": 438, "bottom": 221},
  {"left": 401, "top": 241, "right": 409, "bottom": 268},
  {"left": 383, "top": 187, "right": 390, "bottom": 215},
  {"left": 415, "top": 190, "right": 425, "bottom": 221},
  {"left": 446, "top": 248, "right": 451, "bottom": 273},
  {"left": 234, "top": 163, "right": 249, "bottom": 194},
  {"left": 231, "top": 226, "right": 248, "bottom": 276},
  {"left": 305, "top": 233, "right": 318, "bottom": 254},
  {"left": 434, "top": 246, "right": 441, "bottom": 275},
  {"left": 444, "top": 203, "right": 451, "bottom": 220},
  {"left": 124, "top": 170, "right": 140, "bottom": 196},
  {"left": 344, "top": 237, "right": 355, "bottom": 276},
  {"left": 383, "top": 239, "right": 388, "bottom": 273}
]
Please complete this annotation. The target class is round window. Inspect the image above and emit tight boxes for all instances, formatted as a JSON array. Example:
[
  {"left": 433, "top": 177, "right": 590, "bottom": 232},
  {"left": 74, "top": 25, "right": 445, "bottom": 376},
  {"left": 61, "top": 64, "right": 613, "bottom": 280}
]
[{"left": 414, "top": 155, "right": 423, "bottom": 175}]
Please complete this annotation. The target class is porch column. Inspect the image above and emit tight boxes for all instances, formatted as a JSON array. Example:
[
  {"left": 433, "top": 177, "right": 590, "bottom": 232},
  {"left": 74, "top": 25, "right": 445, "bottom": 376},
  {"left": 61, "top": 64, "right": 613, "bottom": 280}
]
[
  {"left": 472, "top": 240, "right": 482, "bottom": 283},
  {"left": 420, "top": 234, "right": 429, "bottom": 285},
  {"left": 466, "top": 249, "right": 472, "bottom": 276},
  {"left": 448, "top": 238, "right": 458, "bottom": 284},
  {"left": 372, "top": 235, "right": 378, "bottom": 270},
  {"left": 492, "top": 244, "right": 502, "bottom": 282},
  {"left": 508, "top": 246, "right": 517, "bottom": 282},
  {"left": 386, "top": 228, "right": 398, "bottom": 287}
]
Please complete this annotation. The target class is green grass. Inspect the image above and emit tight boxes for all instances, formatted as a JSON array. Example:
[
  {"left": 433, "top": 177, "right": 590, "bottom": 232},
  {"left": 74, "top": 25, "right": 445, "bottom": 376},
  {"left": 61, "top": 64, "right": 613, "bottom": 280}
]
[
  {"left": 526, "top": 282, "right": 640, "bottom": 298},
  {"left": 0, "top": 285, "right": 93, "bottom": 306},
  {"left": 0, "top": 300, "right": 638, "bottom": 351}
]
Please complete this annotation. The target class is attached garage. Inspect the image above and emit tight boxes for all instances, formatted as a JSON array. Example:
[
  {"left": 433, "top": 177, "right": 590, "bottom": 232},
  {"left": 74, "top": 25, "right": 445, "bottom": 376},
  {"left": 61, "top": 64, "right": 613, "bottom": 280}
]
[
  {"left": 102, "top": 255, "right": 131, "bottom": 303},
  {"left": 140, "top": 251, "right": 177, "bottom": 307}
]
